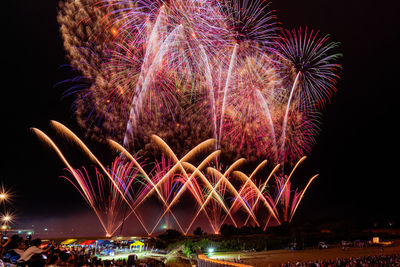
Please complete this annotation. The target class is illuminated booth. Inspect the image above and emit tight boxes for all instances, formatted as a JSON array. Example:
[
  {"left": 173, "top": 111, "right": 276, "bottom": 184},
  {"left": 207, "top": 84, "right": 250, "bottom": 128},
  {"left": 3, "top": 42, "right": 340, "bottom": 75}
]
[{"left": 130, "top": 241, "right": 144, "bottom": 252}]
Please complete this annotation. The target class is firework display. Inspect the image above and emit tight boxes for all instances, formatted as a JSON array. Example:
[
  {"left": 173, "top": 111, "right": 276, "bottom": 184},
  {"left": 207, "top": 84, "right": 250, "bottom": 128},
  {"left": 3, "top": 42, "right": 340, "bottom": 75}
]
[
  {"left": 33, "top": 121, "right": 318, "bottom": 235},
  {"left": 33, "top": 0, "right": 341, "bottom": 235},
  {"left": 57, "top": 0, "right": 341, "bottom": 164}
]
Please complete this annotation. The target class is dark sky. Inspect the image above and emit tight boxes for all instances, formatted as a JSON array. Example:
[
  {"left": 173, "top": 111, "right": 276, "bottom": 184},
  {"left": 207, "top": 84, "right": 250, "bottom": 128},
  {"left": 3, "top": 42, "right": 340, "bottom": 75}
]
[{"left": 2, "top": 0, "right": 399, "bottom": 237}]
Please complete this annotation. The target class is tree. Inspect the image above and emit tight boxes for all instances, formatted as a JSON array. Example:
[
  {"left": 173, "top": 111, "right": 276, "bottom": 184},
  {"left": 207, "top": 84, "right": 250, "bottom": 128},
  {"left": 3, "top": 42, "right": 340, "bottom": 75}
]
[
  {"left": 220, "top": 224, "right": 237, "bottom": 236},
  {"left": 193, "top": 227, "right": 203, "bottom": 236},
  {"left": 157, "top": 229, "right": 184, "bottom": 248}
]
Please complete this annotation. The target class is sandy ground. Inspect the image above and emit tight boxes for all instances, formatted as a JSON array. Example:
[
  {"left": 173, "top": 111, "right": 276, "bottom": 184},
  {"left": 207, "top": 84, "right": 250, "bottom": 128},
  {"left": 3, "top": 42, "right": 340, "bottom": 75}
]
[
  {"left": 97, "top": 241, "right": 400, "bottom": 266},
  {"left": 211, "top": 242, "right": 400, "bottom": 267}
]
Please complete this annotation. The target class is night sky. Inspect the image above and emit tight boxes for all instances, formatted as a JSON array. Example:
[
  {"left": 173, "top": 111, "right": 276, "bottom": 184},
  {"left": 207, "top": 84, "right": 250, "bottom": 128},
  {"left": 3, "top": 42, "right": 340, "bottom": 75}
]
[{"left": 3, "top": 0, "right": 398, "bottom": 237}]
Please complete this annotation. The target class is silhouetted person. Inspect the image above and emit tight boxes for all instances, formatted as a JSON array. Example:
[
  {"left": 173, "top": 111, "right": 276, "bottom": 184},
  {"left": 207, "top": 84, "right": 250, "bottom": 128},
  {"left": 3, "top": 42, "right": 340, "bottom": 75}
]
[{"left": 17, "top": 238, "right": 51, "bottom": 267}]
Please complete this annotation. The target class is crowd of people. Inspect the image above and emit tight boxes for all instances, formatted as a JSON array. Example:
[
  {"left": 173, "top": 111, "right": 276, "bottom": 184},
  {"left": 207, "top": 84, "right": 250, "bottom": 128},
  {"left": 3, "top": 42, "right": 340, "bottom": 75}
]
[
  {"left": 2, "top": 234, "right": 400, "bottom": 266},
  {"left": 281, "top": 254, "right": 400, "bottom": 267},
  {"left": 0, "top": 235, "right": 141, "bottom": 266}
]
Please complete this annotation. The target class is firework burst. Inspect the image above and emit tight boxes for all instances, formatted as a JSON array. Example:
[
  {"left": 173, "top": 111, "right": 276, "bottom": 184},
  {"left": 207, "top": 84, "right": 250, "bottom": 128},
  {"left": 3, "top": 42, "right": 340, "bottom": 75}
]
[
  {"left": 57, "top": 0, "right": 341, "bottom": 166},
  {"left": 32, "top": 122, "right": 319, "bottom": 235},
  {"left": 39, "top": 0, "right": 343, "bottom": 235}
]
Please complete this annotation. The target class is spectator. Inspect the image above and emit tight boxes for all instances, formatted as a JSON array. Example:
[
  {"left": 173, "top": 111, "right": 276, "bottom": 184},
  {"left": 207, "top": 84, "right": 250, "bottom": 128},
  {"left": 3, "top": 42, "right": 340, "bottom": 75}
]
[
  {"left": 17, "top": 238, "right": 52, "bottom": 266},
  {"left": 281, "top": 254, "right": 400, "bottom": 267},
  {"left": 47, "top": 254, "right": 60, "bottom": 267},
  {"left": 1, "top": 235, "right": 24, "bottom": 263},
  {"left": 0, "top": 237, "right": 11, "bottom": 257}
]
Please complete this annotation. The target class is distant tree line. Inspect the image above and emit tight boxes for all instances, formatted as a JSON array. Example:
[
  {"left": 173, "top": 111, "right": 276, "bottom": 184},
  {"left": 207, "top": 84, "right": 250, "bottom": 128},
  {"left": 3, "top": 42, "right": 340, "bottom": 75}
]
[{"left": 152, "top": 222, "right": 400, "bottom": 255}]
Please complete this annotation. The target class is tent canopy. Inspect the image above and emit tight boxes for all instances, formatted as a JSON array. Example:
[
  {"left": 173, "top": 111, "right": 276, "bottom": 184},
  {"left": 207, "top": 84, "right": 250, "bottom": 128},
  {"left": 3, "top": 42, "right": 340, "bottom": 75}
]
[
  {"left": 130, "top": 241, "right": 144, "bottom": 250},
  {"left": 131, "top": 241, "right": 144, "bottom": 246},
  {"left": 80, "top": 240, "right": 95, "bottom": 246},
  {"left": 61, "top": 239, "right": 77, "bottom": 245},
  {"left": 97, "top": 240, "right": 112, "bottom": 245}
]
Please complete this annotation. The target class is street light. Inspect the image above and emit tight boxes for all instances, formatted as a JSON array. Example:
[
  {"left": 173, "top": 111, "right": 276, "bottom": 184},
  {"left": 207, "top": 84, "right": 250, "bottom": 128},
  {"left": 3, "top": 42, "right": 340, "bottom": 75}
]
[
  {"left": 0, "top": 193, "right": 7, "bottom": 201},
  {"left": 1, "top": 224, "right": 7, "bottom": 236},
  {"left": 0, "top": 186, "right": 12, "bottom": 204},
  {"left": 1, "top": 214, "right": 12, "bottom": 235},
  {"left": 2, "top": 215, "right": 11, "bottom": 223},
  {"left": 1, "top": 213, "right": 14, "bottom": 227},
  {"left": 0, "top": 186, "right": 14, "bottom": 237},
  {"left": 0, "top": 189, "right": 10, "bottom": 217}
]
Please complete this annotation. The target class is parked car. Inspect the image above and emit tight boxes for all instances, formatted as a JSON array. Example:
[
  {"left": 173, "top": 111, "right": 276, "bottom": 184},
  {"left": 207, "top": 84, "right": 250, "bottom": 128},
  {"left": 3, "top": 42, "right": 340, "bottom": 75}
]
[
  {"left": 341, "top": 240, "right": 353, "bottom": 247},
  {"left": 287, "top": 242, "right": 297, "bottom": 250},
  {"left": 318, "top": 242, "right": 328, "bottom": 249}
]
